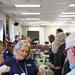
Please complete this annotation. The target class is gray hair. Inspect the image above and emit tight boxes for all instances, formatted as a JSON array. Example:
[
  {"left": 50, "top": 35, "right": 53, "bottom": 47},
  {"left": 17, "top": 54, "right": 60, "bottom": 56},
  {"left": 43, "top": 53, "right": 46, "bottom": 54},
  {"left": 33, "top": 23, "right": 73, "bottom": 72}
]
[
  {"left": 13, "top": 40, "right": 31, "bottom": 60},
  {"left": 56, "top": 32, "right": 67, "bottom": 42}
]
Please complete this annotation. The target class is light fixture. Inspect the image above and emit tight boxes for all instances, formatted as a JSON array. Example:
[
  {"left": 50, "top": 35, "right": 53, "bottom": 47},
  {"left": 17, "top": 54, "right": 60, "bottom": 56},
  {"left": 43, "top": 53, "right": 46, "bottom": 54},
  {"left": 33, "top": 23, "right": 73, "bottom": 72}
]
[
  {"left": 15, "top": 5, "right": 41, "bottom": 7},
  {"left": 56, "top": 18, "right": 72, "bottom": 20},
  {"left": 69, "top": 4, "right": 75, "bottom": 7},
  {"left": 25, "top": 18, "right": 40, "bottom": 20},
  {"left": 28, "top": 22, "right": 40, "bottom": 24},
  {"left": 51, "top": 20, "right": 66, "bottom": 26},
  {"left": 40, "top": 23, "right": 50, "bottom": 25},
  {"left": 29, "top": 25, "right": 40, "bottom": 26},
  {"left": 21, "top": 13, "right": 40, "bottom": 15},
  {"left": 40, "top": 21, "right": 51, "bottom": 26},
  {"left": 59, "top": 15, "right": 75, "bottom": 17},
  {"left": 61, "top": 12, "right": 75, "bottom": 14}
]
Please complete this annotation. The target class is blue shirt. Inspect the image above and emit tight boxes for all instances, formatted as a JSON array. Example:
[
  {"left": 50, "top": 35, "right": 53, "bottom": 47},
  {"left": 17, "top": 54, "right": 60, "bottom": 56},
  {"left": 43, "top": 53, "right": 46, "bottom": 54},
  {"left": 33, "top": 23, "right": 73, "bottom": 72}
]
[
  {"left": 3, "top": 50, "right": 13, "bottom": 60},
  {"left": 2, "top": 56, "right": 38, "bottom": 75}
]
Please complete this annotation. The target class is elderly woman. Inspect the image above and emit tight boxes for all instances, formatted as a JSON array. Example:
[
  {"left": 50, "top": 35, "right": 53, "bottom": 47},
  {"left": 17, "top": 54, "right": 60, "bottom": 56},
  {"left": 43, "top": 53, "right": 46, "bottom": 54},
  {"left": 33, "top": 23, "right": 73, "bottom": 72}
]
[{"left": 1, "top": 40, "right": 42, "bottom": 75}]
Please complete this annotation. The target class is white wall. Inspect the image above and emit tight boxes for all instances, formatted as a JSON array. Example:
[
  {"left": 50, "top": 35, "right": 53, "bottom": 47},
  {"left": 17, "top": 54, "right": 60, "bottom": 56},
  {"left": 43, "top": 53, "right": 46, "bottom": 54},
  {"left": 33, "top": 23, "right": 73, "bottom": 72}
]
[
  {"left": 14, "top": 24, "right": 22, "bottom": 39},
  {"left": 9, "top": 18, "right": 14, "bottom": 41},
  {"left": 0, "top": 12, "right": 6, "bottom": 31},
  {"left": 0, "top": 21, "right": 3, "bottom": 41},
  {"left": 22, "top": 26, "right": 28, "bottom": 37},
  {"left": 45, "top": 26, "right": 75, "bottom": 41}
]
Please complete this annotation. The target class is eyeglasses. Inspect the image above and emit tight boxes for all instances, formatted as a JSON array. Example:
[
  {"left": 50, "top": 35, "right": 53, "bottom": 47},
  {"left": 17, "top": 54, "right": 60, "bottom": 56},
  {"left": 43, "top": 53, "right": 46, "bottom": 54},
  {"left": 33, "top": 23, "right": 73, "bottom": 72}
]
[
  {"left": 63, "top": 47, "right": 70, "bottom": 56},
  {"left": 63, "top": 46, "right": 75, "bottom": 55},
  {"left": 66, "top": 46, "right": 75, "bottom": 51},
  {"left": 65, "top": 47, "right": 71, "bottom": 51}
]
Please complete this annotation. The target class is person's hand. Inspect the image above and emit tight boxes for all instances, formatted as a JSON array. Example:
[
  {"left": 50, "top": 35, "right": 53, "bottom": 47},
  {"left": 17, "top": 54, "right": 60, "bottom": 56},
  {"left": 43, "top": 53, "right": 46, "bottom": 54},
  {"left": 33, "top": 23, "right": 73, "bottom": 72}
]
[
  {"left": 39, "top": 65, "right": 45, "bottom": 73},
  {"left": 55, "top": 66, "right": 61, "bottom": 70},
  {"left": 46, "top": 62, "right": 52, "bottom": 67},
  {"left": 46, "top": 62, "right": 61, "bottom": 69},
  {"left": 0, "top": 65, "right": 10, "bottom": 73}
]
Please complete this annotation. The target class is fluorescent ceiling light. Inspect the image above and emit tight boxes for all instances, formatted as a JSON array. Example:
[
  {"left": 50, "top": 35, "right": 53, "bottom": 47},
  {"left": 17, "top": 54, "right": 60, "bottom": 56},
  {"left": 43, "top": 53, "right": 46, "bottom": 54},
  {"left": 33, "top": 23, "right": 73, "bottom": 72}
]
[
  {"left": 21, "top": 13, "right": 40, "bottom": 15},
  {"left": 28, "top": 22, "right": 40, "bottom": 24},
  {"left": 29, "top": 25, "right": 40, "bottom": 26},
  {"left": 14, "top": 18, "right": 20, "bottom": 20},
  {"left": 39, "top": 21, "right": 51, "bottom": 24},
  {"left": 69, "top": 4, "right": 75, "bottom": 7},
  {"left": 40, "top": 23, "right": 50, "bottom": 25},
  {"left": 56, "top": 18, "right": 72, "bottom": 20},
  {"left": 20, "top": 18, "right": 25, "bottom": 21},
  {"left": 15, "top": 5, "right": 41, "bottom": 7},
  {"left": 59, "top": 15, "right": 75, "bottom": 17},
  {"left": 40, "top": 21, "right": 51, "bottom": 25},
  {"left": 61, "top": 12, "right": 75, "bottom": 14},
  {"left": 52, "top": 22, "right": 64, "bottom": 26},
  {"left": 25, "top": 18, "right": 40, "bottom": 20}
]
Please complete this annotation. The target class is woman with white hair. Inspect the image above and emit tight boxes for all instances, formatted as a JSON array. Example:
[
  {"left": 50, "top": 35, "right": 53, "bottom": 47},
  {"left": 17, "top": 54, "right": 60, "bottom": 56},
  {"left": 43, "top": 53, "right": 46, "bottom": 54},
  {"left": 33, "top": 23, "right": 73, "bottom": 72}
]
[{"left": 1, "top": 40, "right": 41, "bottom": 75}]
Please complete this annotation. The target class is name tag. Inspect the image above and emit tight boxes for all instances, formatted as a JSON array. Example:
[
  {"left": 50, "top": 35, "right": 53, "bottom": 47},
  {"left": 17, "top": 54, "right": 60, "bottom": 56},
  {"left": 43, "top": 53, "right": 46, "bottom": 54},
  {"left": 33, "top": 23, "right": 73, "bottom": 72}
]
[
  {"left": 27, "top": 64, "right": 32, "bottom": 66},
  {"left": 21, "top": 73, "right": 26, "bottom": 75},
  {"left": 14, "top": 74, "right": 19, "bottom": 75},
  {"left": 6, "top": 51, "right": 9, "bottom": 53}
]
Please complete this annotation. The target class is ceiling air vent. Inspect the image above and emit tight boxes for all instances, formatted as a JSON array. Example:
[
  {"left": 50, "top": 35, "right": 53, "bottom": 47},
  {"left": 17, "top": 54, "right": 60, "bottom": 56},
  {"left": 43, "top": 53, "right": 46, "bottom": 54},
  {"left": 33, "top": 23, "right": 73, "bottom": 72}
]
[{"left": 0, "top": 1, "right": 3, "bottom": 5}]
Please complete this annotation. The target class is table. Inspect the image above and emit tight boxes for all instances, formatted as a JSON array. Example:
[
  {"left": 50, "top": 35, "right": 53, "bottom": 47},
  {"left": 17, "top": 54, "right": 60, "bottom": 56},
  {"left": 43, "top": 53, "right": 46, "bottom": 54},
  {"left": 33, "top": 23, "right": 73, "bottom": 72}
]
[{"left": 35, "top": 52, "right": 54, "bottom": 75}]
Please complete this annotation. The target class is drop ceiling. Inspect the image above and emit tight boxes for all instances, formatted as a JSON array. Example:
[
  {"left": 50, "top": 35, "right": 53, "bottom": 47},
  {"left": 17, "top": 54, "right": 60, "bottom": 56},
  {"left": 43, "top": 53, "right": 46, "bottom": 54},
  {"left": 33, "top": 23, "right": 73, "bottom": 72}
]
[{"left": 0, "top": 0, "right": 75, "bottom": 26}]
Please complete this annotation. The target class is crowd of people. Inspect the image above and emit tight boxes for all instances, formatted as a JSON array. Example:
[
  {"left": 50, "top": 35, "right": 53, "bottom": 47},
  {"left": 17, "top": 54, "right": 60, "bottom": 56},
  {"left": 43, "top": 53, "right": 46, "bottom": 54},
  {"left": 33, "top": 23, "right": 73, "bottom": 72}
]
[
  {"left": 47, "top": 28, "right": 75, "bottom": 75},
  {"left": 0, "top": 29, "right": 75, "bottom": 75},
  {"left": 0, "top": 34, "right": 45, "bottom": 75}
]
